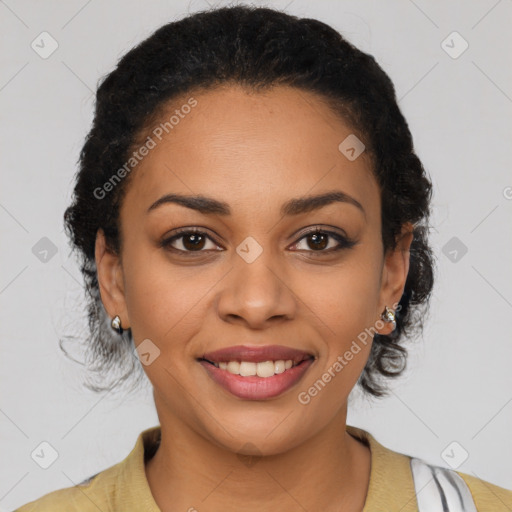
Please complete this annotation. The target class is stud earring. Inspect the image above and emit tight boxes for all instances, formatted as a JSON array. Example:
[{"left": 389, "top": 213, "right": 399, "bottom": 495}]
[
  {"left": 111, "top": 315, "right": 123, "bottom": 335},
  {"left": 381, "top": 306, "right": 396, "bottom": 332}
]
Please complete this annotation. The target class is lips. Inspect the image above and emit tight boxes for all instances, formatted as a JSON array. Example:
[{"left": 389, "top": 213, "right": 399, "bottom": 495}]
[
  {"left": 197, "top": 344, "right": 316, "bottom": 400},
  {"left": 199, "top": 344, "right": 314, "bottom": 365}
]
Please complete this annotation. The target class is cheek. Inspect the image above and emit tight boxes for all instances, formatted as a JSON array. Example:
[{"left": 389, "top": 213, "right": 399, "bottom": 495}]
[
  {"left": 295, "top": 285, "right": 378, "bottom": 422},
  {"left": 295, "top": 251, "right": 382, "bottom": 386},
  {"left": 121, "top": 246, "right": 216, "bottom": 345},
  {"left": 303, "top": 254, "right": 382, "bottom": 337}
]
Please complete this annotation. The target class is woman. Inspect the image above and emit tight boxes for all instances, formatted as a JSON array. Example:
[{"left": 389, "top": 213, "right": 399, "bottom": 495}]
[{"left": 15, "top": 5, "right": 512, "bottom": 511}]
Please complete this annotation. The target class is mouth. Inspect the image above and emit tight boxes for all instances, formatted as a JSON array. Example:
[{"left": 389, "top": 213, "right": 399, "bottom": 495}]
[
  {"left": 198, "top": 356, "right": 313, "bottom": 377},
  {"left": 197, "top": 345, "right": 316, "bottom": 400}
]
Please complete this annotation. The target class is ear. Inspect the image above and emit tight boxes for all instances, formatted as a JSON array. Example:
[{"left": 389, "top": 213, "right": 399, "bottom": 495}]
[
  {"left": 95, "top": 229, "right": 130, "bottom": 329},
  {"left": 377, "top": 222, "right": 414, "bottom": 335}
]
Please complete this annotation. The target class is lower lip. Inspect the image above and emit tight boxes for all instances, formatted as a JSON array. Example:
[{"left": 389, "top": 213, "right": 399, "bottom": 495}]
[{"left": 199, "top": 359, "right": 315, "bottom": 400}]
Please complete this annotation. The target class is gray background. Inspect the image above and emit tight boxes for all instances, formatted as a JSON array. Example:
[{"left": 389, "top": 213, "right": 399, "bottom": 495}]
[{"left": 1, "top": 0, "right": 511, "bottom": 509}]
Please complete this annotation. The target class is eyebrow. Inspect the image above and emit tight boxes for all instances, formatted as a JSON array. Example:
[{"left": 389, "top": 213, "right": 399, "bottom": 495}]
[{"left": 147, "top": 191, "right": 366, "bottom": 219}]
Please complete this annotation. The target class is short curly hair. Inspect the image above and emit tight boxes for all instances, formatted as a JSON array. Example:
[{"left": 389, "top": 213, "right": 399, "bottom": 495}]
[{"left": 63, "top": 4, "right": 435, "bottom": 398}]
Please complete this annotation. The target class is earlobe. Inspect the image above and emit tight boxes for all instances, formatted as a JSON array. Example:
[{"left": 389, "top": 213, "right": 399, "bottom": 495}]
[
  {"left": 94, "top": 229, "right": 129, "bottom": 328},
  {"left": 378, "top": 223, "right": 414, "bottom": 333}
]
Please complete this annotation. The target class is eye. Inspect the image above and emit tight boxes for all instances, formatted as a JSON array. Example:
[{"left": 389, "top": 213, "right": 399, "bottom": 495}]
[
  {"left": 289, "top": 227, "right": 356, "bottom": 253},
  {"left": 160, "top": 228, "right": 222, "bottom": 253},
  {"left": 160, "top": 226, "right": 356, "bottom": 256}
]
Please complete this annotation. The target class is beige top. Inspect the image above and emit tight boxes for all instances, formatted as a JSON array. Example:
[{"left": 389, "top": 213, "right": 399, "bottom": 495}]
[{"left": 15, "top": 424, "right": 512, "bottom": 511}]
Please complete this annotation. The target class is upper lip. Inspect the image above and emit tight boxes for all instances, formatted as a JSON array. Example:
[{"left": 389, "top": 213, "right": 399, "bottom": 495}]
[{"left": 200, "top": 345, "right": 315, "bottom": 365}]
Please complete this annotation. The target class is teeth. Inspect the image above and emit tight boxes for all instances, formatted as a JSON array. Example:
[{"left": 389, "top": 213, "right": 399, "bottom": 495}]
[{"left": 215, "top": 359, "right": 297, "bottom": 377}]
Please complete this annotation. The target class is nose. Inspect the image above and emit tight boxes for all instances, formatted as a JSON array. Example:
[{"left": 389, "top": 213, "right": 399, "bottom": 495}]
[{"left": 216, "top": 249, "right": 297, "bottom": 329}]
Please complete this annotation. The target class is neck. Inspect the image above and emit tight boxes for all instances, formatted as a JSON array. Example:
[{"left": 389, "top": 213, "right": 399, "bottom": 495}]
[{"left": 145, "top": 400, "right": 370, "bottom": 512}]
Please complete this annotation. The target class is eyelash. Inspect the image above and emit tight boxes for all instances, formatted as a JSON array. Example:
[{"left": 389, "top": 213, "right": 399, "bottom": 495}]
[{"left": 160, "top": 227, "right": 357, "bottom": 256}]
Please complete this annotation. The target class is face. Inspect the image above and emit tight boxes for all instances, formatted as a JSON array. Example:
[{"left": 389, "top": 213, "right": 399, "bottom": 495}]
[{"left": 96, "top": 84, "right": 412, "bottom": 455}]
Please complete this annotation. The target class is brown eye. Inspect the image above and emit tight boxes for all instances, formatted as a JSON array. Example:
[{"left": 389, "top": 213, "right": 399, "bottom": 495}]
[
  {"left": 161, "top": 229, "right": 221, "bottom": 253},
  {"left": 290, "top": 228, "right": 356, "bottom": 253},
  {"left": 182, "top": 232, "right": 206, "bottom": 251},
  {"left": 306, "top": 232, "right": 328, "bottom": 250}
]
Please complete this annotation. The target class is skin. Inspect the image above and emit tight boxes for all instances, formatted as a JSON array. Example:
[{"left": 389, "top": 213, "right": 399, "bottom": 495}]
[{"left": 95, "top": 84, "right": 413, "bottom": 512}]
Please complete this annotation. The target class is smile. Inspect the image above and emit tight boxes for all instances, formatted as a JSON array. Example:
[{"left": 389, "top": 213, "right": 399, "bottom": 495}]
[{"left": 197, "top": 344, "right": 315, "bottom": 400}]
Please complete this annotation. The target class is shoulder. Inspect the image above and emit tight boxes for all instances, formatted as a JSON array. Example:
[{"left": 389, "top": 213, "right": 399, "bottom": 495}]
[
  {"left": 347, "top": 424, "right": 512, "bottom": 512},
  {"left": 13, "top": 425, "right": 161, "bottom": 512},
  {"left": 456, "top": 469, "right": 512, "bottom": 511},
  {"left": 410, "top": 454, "right": 512, "bottom": 511},
  {"left": 13, "top": 467, "right": 117, "bottom": 511}
]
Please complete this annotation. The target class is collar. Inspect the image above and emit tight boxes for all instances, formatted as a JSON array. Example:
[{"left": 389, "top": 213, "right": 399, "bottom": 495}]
[
  {"left": 117, "top": 424, "right": 418, "bottom": 511},
  {"left": 345, "top": 425, "right": 418, "bottom": 511}
]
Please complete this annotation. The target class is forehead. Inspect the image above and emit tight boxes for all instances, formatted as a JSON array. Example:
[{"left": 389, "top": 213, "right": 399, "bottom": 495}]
[{"left": 123, "top": 84, "right": 379, "bottom": 220}]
